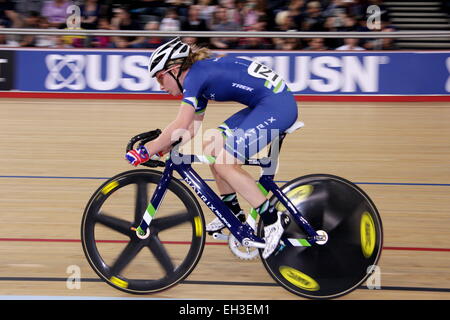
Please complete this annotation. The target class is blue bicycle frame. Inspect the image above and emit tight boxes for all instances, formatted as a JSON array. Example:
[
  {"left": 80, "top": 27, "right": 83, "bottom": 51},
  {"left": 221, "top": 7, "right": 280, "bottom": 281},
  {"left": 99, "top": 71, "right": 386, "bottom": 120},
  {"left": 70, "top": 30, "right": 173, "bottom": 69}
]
[{"left": 134, "top": 134, "right": 320, "bottom": 248}]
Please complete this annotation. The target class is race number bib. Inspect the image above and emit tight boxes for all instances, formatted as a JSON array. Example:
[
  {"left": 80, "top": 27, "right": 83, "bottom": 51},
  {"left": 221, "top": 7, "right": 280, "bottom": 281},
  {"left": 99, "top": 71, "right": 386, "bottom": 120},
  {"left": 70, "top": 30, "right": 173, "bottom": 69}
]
[{"left": 248, "top": 61, "right": 286, "bottom": 93}]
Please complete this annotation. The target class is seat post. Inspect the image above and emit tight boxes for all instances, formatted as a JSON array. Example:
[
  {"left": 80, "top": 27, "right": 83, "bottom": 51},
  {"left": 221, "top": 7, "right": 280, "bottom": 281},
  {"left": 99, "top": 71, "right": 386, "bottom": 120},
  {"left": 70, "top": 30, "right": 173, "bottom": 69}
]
[
  {"left": 267, "top": 133, "right": 286, "bottom": 160},
  {"left": 260, "top": 133, "right": 287, "bottom": 177},
  {"left": 265, "top": 121, "right": 304, "bottom": 168}
]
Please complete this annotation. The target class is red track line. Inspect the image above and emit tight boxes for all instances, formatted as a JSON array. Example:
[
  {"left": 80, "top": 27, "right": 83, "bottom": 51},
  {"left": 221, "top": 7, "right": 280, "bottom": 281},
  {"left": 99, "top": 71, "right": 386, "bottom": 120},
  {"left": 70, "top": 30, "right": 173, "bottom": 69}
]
[
  {"left": 0, "top": 238, "right": 226, "bottom": 246},
  {"left": 383, "top": 246, "right": 450, "bottom": 252},
  {"left": 0, "top": 238, "right": 449, "bottom": 252}
]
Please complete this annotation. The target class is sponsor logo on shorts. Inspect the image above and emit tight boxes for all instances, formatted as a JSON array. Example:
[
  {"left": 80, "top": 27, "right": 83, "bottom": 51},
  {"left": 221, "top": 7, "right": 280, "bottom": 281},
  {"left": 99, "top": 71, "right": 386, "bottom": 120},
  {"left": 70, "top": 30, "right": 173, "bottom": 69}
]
[{"left": 235, "top": 117, "right": 277, "bottom": 145}]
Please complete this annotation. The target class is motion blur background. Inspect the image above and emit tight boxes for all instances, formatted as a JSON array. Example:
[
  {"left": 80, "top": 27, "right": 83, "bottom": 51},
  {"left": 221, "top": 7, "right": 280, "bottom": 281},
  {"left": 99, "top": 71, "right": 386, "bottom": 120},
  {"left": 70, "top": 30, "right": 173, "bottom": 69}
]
[{"left": 0, "top": 0, "right": 449, "bottom": 300}]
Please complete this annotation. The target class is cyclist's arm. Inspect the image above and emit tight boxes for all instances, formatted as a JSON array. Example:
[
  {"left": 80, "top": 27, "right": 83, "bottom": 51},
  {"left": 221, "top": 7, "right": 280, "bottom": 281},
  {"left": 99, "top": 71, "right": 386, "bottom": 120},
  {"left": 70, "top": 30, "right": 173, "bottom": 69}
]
[
  {"left": 145, "top": 103, "right": 200, "bottom": 155},
  {"left": 189, "top": 113, "right": 205, "bottom": 138}
]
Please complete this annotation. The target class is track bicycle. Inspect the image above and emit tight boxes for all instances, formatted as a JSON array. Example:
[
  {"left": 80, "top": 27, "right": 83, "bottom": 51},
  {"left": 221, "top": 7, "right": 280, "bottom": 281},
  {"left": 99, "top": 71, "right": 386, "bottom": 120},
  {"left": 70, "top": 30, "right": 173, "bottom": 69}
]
[{"left": 81, "top": 121, "right": 383, "bottom": 299}]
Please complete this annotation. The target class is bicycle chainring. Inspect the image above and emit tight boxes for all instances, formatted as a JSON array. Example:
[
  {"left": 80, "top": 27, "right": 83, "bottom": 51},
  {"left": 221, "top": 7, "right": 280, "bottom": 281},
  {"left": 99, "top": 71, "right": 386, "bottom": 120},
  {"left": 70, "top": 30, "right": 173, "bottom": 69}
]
[{"left": 228, "top": 234, "right": 259, "bottom": 260}]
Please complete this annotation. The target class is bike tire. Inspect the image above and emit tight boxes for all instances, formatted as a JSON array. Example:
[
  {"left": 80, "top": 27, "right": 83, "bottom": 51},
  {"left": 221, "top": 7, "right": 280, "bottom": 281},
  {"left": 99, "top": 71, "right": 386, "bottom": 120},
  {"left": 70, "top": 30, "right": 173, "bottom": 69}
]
[
  {"left": 258, "top": 174, "right": 383, "bottom": 299},
  {"left": 81, "top": 169, "right": 205, "bottom": 294}
]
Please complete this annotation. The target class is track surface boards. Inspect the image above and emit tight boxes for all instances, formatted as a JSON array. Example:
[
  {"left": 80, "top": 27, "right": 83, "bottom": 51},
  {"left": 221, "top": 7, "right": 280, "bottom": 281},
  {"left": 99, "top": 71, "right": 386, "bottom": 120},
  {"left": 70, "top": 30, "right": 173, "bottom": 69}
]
[{"left": 0, "top": 98, "right": 449, "bottom": 300}]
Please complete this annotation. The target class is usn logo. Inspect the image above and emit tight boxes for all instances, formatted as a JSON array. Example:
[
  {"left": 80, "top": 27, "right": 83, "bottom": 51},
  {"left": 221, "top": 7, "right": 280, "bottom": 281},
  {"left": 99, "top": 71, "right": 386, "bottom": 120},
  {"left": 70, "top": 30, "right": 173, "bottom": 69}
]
[
  {"left": 240, "top": 55, "right": 389, "bottom": 93},
  {"left": 44, "top": 54, "right": 155, "bottom": 91},
  {"left": 43, "top": 53, "right": 390, "bottom": 93},
  {"left": 46, "top": 54, "right": 85, "bottom": 90}
]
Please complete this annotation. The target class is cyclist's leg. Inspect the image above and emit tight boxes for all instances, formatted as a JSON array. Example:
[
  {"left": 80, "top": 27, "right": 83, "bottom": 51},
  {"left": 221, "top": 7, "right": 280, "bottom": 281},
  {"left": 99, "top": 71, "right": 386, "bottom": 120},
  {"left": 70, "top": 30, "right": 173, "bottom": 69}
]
[
  {"left": 214, "top": 94, "right": 298, "bottom": 204},
  {"left": 204, "top": 109, "right": 252, "bottom": 231},
  {"left": 205, "top": 108, "right": 252, "bottom": 194},
  {"left": 202, "top": 129, "right": 234, "bottom": 195},
  {"left": 213, "top": 93, "right": 298, "bottom": 257}
]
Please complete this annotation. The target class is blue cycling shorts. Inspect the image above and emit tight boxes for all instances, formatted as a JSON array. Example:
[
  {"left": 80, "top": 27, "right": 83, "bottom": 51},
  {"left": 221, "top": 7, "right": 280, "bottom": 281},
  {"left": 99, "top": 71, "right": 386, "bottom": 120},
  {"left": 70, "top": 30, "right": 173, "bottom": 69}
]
[{"left": 218, "top": 92, "right": 298, "bottom": 162}]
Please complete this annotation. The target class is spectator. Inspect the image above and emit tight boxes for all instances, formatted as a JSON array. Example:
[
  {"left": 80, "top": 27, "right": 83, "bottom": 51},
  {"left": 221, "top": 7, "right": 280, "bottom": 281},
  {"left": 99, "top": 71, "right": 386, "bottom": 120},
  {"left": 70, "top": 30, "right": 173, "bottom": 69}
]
[
  {"left": 238, "top": 17, "right": 273, "bottom": 50},
  {"left": 14, "top": 0, "right": 44, "bottom": 19},
  {"left": 272, "top": 10, "right": 298, "bottom": 49},
  {"left": 322, "top": 16, "right": 344, "bottom": 49},
  {"left": 90, "top": 17, "right": 112, "bottom": 48},
  {"left": 166, "top": 0, "right": 192, "bottom": 21},
  {"left": 239, "top": 0, "right": 263, "bottom": 28},
  {"left": 0, "top": 25, "right": 7, "bottom": 46},
  {"left": 110, "top": 6, "right": 146, "bottom": 48},
  {"left": 181, "top": 5, "right": 210, "bottom": 47},
  {"left": 130, "top": 0, "right": 167, "bottom": 18},
  {"left": 303, "top": 37, "right": 328, "bottom": 50},
  {"left": 160, "top": 7, "right": 181, "bottom": 31},
  {"left": 219, "top": 0, "right": 242, "bottom": 28},
  {"left": 0, "top": 24, "right": 19, "bottom": 46},
  {"left": 182, "top": 5, "right": 209, "bottom": 31},
  {"left": 34, "top": 16, "right": 59, "bottom": 47},
  {"left": 345, "top": 0, "right": 367, "bottom": 21},
  {"left": 274, "top": 36, "right": 302, "bottom": 50},
  {"left": 53, "top": 33, "right": 74, "bottom": 48},
  {"left": 197, "top": 0, "right": 217, "bottom": 28},
  {"left": 323, "top": 0, "right": 347, "bottom": 20},
  {"left": 18, "top": 11, "right": 41, "bottom": 47},
  {"left": 0, "top": 0, "right": 21, "bottom": 28},
  {"left": 6, "top": 0, "right": 402, "bottom": 50},
  {"left": 41, "top": 0, "right": 70, "bottom": 28},
  {"left": 302, "top": 0, "right": 326, "bottom": 31},
  {"left": 287, "top": 0, "right": 305, "bottom": 30},
  {"left": 364, "top": 25, "right": 398, "bottom": 50},
  {"left": 340, "top": 14, "right": 358, "bottom": 31},
  {"left": 335, "top": 38, "right": 365, "bottom": 50},
  {"left": 143, "top": 20, "right": 164, "bottom": 48},
  {"left": 266, "top": 0, "right": 289, "bottom": 30},
  {"left": 21, "top": 10, "right": 41, "bottom": 28},
  {"left": 80, "top": 0, "right": 101, "bottom": 30},
  {"left": 274, "top": 10, "right": 297, "bottom": 31},
  {"left": 209, "top": 5, "right": 240, "bottom": 49}
]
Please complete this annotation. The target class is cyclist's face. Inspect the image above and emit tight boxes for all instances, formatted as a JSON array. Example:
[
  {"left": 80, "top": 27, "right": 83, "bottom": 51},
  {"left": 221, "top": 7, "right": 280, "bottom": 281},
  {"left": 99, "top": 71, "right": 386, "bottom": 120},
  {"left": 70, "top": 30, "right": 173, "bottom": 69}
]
[{"left": 156, "top": 65, "right": 182, "bottom": 96}]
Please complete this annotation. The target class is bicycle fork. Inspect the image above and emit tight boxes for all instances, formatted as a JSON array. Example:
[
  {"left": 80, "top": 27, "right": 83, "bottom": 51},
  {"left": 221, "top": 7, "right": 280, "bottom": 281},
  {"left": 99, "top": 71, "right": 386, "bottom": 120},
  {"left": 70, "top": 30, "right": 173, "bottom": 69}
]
[{"left": 132, "top": 163, "right": 173, "bottom": 239}]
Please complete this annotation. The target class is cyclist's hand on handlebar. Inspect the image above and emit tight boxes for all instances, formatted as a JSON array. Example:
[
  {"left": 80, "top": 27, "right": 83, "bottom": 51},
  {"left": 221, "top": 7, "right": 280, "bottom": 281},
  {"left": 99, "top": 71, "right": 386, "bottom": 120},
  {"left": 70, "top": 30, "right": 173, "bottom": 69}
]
[
  {"left": 125, "top": 146, "right": 164, "bottom": 166},
  {"left": 126, "top": 146, "right": 149, "bottom": 166}
]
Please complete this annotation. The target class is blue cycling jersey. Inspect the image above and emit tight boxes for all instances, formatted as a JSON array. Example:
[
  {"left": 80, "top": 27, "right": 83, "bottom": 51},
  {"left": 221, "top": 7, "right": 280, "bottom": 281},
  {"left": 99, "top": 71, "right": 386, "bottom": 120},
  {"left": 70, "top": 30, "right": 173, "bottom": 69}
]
[
  {"left": 180, "top": 55, "right": 298, "bottom": 162},
  {"left": 181, "top": 56, "right": 291, "bottom": 114}
]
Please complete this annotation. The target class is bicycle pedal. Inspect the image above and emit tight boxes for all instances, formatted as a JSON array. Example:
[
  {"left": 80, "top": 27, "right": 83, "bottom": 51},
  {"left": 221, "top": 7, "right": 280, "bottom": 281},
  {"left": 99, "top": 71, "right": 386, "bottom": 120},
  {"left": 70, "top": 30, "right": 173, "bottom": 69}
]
[
  {"left": 207, "top": 227, "right": 226, "bottom": 236},
  {"left": 211, "top": 232, "right": 228, "bottom": 241}
]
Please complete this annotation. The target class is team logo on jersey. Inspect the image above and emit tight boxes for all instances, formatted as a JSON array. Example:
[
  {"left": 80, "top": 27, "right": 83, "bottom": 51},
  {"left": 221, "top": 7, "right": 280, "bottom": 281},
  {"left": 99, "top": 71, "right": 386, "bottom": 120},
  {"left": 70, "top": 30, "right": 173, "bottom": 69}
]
[{"left": 232, "top": 82, "right": 254, "bottom": 92}]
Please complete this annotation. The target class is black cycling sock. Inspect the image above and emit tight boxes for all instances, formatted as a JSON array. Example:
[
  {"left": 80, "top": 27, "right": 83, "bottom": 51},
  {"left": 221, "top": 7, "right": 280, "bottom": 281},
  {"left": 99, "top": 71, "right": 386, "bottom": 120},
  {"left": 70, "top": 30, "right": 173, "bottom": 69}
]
[
  {"left": 256, "top": 199, "right": 277, "bottom": 225},
  {"left": 221, "top": 193, "right": 246, "bottom": 222}
]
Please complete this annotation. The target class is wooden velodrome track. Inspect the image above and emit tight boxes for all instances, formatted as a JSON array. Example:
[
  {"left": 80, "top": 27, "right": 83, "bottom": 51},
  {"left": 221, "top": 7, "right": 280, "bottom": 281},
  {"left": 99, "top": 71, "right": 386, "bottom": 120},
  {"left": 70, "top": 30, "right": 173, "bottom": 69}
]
[{"left": 0, "top": 97, "right": 448, "bottom": 300}]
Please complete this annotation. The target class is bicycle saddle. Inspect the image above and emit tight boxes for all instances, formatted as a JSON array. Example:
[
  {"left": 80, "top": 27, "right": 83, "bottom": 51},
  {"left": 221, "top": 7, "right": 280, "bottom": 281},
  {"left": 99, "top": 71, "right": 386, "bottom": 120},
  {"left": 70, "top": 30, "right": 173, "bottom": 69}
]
[{"left": 285, "top": 121, "right": 304, "bottom": 134}]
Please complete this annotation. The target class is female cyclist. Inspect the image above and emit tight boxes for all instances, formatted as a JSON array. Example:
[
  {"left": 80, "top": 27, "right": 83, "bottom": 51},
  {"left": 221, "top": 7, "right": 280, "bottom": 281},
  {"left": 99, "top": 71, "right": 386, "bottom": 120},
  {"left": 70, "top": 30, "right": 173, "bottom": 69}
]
[{"left": 125, "top": 37, "right": 298, "bottom": 258}]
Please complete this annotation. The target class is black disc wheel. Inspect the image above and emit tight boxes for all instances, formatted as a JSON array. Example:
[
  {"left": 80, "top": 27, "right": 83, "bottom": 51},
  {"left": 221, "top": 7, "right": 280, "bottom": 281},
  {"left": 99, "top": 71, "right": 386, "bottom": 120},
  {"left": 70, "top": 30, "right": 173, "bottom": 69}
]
[
  {"left": 81, "top": 169, "right": 205, "bottom": 294},
  {"left": 258, "top": 174, "right": 383, "bottom": 299}
]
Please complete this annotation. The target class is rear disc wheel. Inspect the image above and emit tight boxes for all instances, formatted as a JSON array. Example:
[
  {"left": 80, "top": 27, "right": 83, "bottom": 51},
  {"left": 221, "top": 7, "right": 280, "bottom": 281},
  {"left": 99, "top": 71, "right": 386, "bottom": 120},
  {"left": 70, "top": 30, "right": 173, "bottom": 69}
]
[{"left": 258, "top": 174, "right": 383, "bottom": 299}]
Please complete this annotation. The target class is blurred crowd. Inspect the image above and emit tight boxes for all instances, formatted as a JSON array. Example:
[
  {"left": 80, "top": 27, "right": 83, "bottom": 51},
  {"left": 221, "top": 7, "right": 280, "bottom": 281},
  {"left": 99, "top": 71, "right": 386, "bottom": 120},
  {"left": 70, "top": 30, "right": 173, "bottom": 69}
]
[{"left": 0, "top": 0, "right": 398, "bottom": 50}]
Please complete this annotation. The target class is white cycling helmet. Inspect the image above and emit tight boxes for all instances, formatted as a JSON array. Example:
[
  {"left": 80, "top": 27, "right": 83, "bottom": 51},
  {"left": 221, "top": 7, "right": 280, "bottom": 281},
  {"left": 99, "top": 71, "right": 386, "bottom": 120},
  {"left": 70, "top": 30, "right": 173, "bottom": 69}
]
[{"left": 148, "top": 37, "right": 190, "bottom": 78}]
